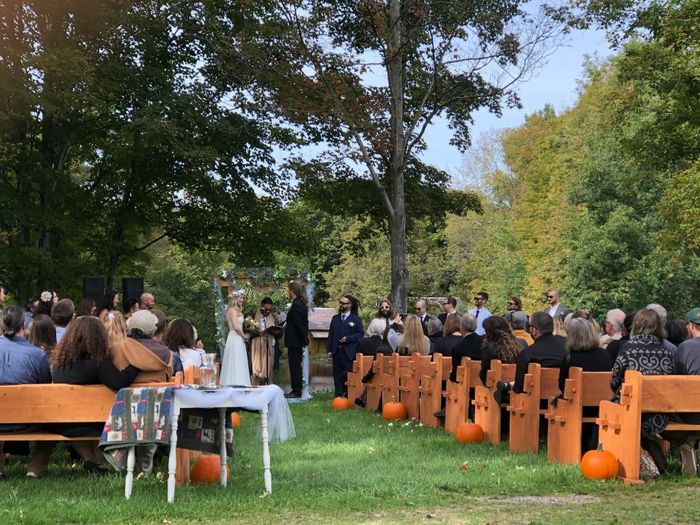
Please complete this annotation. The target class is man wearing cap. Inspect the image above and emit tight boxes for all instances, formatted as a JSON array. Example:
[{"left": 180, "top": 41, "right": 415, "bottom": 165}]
[{"left": 673, "top": 307, "right": 700, "bottom": 475}]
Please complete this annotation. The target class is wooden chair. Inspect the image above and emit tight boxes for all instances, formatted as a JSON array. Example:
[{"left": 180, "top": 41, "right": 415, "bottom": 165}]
[
  {"left": 365, "top": 353, "right": 385, "bottom": 411},
  {"left": 380, "top": 353, "right": 402, "bottom": 405},
  {"left": 399, "top": 354, "right": 431, "bottom": 420},
  {"left": 545, "top": 368, "right": 612, "bottom": 464},
  {"left": 597, "top": 370, "right": 700, "bottom": 483},
  {"left": 507, "top": 363, "right": 560, "bottom": 453},
  {"left": 472, "top": 360, "right": 516, "bottom": 445},
  {"left": 347, "top": 354, "right": 374, "bottom": 407},
  {"left": 444, "top": 358, "right": 483, "bottom": 435},
  {"left": 418, "top": 354, "right": 451, "bottom": 428}
]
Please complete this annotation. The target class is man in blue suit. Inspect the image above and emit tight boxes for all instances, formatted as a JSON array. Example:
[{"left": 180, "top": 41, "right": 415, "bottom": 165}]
[{"left": 327, "top": 295, "right": 364, "bottom": 397}]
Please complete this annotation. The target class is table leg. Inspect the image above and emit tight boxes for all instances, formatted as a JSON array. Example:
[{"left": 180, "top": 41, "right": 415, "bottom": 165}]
[
  {"left": 125, "top": 446, "right": 135, "bottom": 500},
  {"left": 261, "top": 406, "right": 271, "bottom": 494},
  {"left": 167, "top": 407, "right": 180, "bottom": 503},
  {"left": 219, "top": 407, "right": 227, "bottom": 487}
]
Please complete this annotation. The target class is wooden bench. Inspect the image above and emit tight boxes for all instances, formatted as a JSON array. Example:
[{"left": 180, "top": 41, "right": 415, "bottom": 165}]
[
  {"left": 347, "top": 354, "right": 374, "bottom": 407},
  {"left": 365, "top": 353, "right": 385, "bottom": 412},
  {"left": 418, "top": 354, "right": 451, "bottom": 428},
  {"left": 444, "top": 358, "right": 483, "bottom": 435},
  {"left": 472, "top": 360, "right": 516, "bottom": 445},
  {"left": 398, "top": 354, "right": 431, "bottom": 420},
  {"left": 545, "top": 368, "right": 612, "bottom": 464},
  {"left": 507, "top": 363, "right": 560, "bottom": 453},
  {"left": 597, "top": 370, "right": 700, "bottom": 483},
  {"left": 380, "top": 353, "right": 403, "bottom": 405}
]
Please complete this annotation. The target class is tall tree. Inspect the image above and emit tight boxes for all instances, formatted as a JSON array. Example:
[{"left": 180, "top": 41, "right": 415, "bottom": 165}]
[{"left": 219, "top": 0, "right": 567, "bottom": 311}]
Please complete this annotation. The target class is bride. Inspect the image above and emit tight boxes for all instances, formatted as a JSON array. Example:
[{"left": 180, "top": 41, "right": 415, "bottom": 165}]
[{"left": 219, "top": 290, "right": 251, "bottom": 386}]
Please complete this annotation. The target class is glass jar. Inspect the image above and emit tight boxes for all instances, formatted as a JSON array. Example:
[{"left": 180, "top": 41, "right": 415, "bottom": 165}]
[{"left": 199, "top": 353, "right": 218, "bottom": 388}]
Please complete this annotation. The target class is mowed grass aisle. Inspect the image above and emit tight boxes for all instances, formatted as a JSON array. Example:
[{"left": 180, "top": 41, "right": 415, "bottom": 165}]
[{"left": 1, "top": 392, "right": 700, "bottom": 524}]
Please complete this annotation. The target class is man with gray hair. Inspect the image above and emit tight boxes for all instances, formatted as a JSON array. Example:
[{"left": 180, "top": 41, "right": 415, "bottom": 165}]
[
  {"left": 427, "top": 317, "right": 444, "bottom": 352},
  {"left": 647, "top": 303, "right": 678, "bottom": 354},
  {"left": 600, "top": 308, "right": 626, "bottom": 349}
]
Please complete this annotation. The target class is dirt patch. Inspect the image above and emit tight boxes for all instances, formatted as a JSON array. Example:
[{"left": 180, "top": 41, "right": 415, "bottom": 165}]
[{"left": 499, "top": 494, "right": 601, "bottom": 505}]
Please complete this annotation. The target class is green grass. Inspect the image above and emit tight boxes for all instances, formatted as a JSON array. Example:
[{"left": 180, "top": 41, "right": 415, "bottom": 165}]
[{"left": 2, "top": 391, "right": 700, "bottom": 524}]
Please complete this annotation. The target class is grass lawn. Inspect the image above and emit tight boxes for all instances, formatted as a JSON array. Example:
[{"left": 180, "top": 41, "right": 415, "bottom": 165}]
[{"left": 1, "top": 391, "right": 699, "bottom": 524}]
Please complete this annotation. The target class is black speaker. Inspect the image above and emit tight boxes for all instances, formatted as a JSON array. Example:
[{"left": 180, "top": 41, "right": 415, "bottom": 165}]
[
  {"left": 83, "top": 277, "right": 105, "bottom": 302},
  {"left": 122, "top": 277, "right": 144, "bottom": 303}
]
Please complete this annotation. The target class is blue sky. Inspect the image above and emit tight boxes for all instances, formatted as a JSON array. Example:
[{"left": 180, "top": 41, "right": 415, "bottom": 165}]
[{"left": 420, "top": 28, "right": 614, "bottom": 175}]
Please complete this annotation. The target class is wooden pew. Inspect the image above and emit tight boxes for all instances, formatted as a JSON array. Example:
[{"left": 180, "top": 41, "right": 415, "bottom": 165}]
[
  {"left": 445, "top": 358, "right": 483, "bottom": 435},
  {"left": 545, "top": 368, "right": 612, "bottom": 464},
  {"left": 472, "top": 360, "right": 516, "bottom": 445},
  {"left": 398, "top": 354, "right": 431, "bottom": 420},
  {"left": 380, "top": 353, "right": 401, "bottom": 405},
  {"left": 347, "top": 354, "right": 374, "bottom": 407},
  {"left": 597, "top": 370, "right": 700, "bottom": 483},
  {"left": 507, "top": 363, "right": 560, "bottom": 453},
  {"left": 418, "top": 354, "right": 451, "bottom": 428},
  {"left": 365, "top": 353, "right": 384, "bottom": 411}
]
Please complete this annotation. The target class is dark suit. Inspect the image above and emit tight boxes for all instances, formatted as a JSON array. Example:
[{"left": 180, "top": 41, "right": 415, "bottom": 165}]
[
  {"left": 420, "top": 315, "right": 431, "bottom": 336},
  {"left": 449, "top": 333, "right": 483, "bottom": 382},
  {"left": 327, "top": 312, "right": 364, "bottom": 396},
  {"left": 437, "top": 312, "right": 461, "bottom": 325},
  {"left": 513, "top": 333, "right": 567, "bottom": 393},
  {"left": 284, "top": 297, "right": 309, "bottom": 395},
  {"left": 431, "top": 334, "right": 463, "bottom": 357},
  {"left": 548, "top": 304, "right": 571, "bottom": 320}
]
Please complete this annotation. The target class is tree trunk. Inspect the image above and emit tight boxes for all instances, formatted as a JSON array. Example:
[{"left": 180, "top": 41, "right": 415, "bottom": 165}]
[{"left": 387, "top": 0, "right": 408, "bottom": 312}]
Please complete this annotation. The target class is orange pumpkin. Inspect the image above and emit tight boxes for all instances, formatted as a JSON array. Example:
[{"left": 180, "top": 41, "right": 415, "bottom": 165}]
[
  {"left": 331, "top": 396, "right": 351, "bottom": 410},
  {"left": 382, "top": 401, "right": 408, "bottom": 421},
  {"left": 231, "top": 412, "right": 241, "bottom": 428},
  {"left": 580, "top": 449, "right": 618, "bottom": 480},
  {"left": 455, "top": 422, "right": 484, "bottom": 444},
  {"left": 190, "top": 454, "right": 229, "bottom": 484}
]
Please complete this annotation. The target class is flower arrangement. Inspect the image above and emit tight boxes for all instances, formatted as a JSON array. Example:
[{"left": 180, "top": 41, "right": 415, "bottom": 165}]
[{"left": 243, "top": 316, "right": 260, "bottom": 336}]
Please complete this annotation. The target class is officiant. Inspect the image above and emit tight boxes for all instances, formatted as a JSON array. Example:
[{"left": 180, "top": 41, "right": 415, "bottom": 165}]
[{"left": 251, "top": 297, "right": 278, "bottom": 385}]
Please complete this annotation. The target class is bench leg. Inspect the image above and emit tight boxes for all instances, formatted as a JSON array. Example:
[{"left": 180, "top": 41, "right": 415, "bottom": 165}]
[
  {"left": 125, "top": 446, "right": 135, "bottom": 500},
  {"left": 261, "top": 407, "right": 271, "bottom": 494}
]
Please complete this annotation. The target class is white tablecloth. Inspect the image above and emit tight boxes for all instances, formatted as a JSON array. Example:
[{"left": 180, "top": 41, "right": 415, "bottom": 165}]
[{"left": 174, "top": 384, "right": 295, "bottom": 443}]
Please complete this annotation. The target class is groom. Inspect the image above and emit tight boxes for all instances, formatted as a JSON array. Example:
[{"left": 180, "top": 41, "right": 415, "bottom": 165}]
[{"left": 327, "top": 295, "right": 364, "bottom": 398}]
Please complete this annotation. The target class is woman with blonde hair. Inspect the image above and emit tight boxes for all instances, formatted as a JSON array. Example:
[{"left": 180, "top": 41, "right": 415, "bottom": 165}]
[
  {"left": 397, "top": 314, "right": 430, "bottom": 356},
  {"left": 219, "top": 290, "right": 251, "bottom": 386}
]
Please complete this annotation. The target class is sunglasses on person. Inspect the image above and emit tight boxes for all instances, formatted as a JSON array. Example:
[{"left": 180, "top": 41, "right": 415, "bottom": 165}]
[
  {"left": 339, "top": 301, "right": 351, "bottom": 306},
  {"left": 547, "top": 295, "right": 555, "bottom": 299},
  {"left": 474, "top": 296, "right": 484, "bottom": 301},
  {"left": 507, "top": 302, "right": 516, "bottom": 306}
]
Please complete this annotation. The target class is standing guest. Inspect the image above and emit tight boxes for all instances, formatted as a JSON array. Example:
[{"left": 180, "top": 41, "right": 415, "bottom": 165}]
[
  {"left": 427, "top": 317, "right": 444, "bottom": 353},
  {"left": 139, "top": 292, "right": 155, "bottom": 310},
  {"left": 431, "top": 315, "right": 463, "bottom": 356},
  {"left": 122, "top": 298, "right": 140, "bottom": 319},
  {"left": 607, "top": 312, "right": 634, "bottom": 363},
  {"left": 674, "top": 308, "right": 700, "bottom": 474},
  {"left": 374, "top": 299, "right": 399, "bottom": 330},
  {"left": 479, "top": 315, "right": 522, "bottom": 385},
  {"left": 468, "top": 291, "right": 491, "bottom": 336},
  {"left": 0, "top": 306, "right": 53, "bottom": 479},
  {"left": 251, "top": 297, "right": 277, "bottom": 385},
  {"left": 646, "top": 303, "right": 678, "bottom": 354},
  {"left": 284, "top": 281, "right": 309, "bottom": 399},
  {"left": 546, "top": 290, "right": 571, "bottom": 320},
  {"left": 76, "top": 298, "right": 97, "bottom": 317},
  {"left": 23, "top": 298, "right": 38, "bottom": 328},
  {"left": 27, "top": 314, "right": 57, "bottom": 356},
  {"left": 495, "top": 312, "right": 567, "bottom": 402},
  {"left": 509, "top": 311, "right": 534, "bottom": 346},
  {"left": 163, "top": 318, "right": 204, "bottom": 370},
  {"left": 449, "top": 314, "right": 483, "bottom": 382},
  {"left": 97, "top": 291, "right": 120, "bottom": 321},
  {"left": 506, "top": 296, "right": 523, "bottom": 313},
  {"left": 438, "top": 297, "right": 460, "bottom": 325},
  {"left": 414, "top": 299, "right": 432, "bottom": 336},
  {"left": 611, "top": 309, "right": 674, "bottom": 438},
  {"left": 36, "top": 291, "right": 54, "bottom": 316},
  {"left": 327, "top": 295, "right": 364, "bottom": 398},
  {"left": 51, "top": 299, "right": 75, "bottom": 343},
  {"left": 600, "top": 309, "right": 626, "bottom": 349},
  {"left": 397, "top": 315, "right": 430, "bottom": 356},
  {"left": 51, "top": 317, "right": 138, "bottom": 474},
  {"left": 357, "top": 318, "right": 385, "bottom": 356}
]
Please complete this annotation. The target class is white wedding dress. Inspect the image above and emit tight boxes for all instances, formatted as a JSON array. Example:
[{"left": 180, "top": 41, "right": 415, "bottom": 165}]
[{"left": 220, "top": 312, "right": 251, "bottom": 387}]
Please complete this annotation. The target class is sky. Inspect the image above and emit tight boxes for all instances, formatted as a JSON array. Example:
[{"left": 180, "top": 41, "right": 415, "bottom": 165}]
[{"left": 420, "top": 27, "right": 614, "bottom": 176}]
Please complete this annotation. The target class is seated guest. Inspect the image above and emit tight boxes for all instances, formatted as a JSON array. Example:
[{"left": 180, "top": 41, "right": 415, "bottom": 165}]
[
  {"left": 600, "top": 309, "right": 625, "bottom": 349},
  {"left": 51, "top": 299, "right": 74, "bottom": 342},
  {"left": 607, "top": 312, "right": 634, "bottom": 363},
  {"left": 553, "top": 316, "right": 567, "bottom": 337},
  {"left": 357, "top": 319, "right": 386, "bottom": 356},
  {"left": 397, "top": 315, "right": 430, "bottom": 356},
  {"left": 163, "top": 318, "right": 205, "bottom": 369},
  {"left": 27, "top": 314, "right": 56, "bottom": 356},
  {"left": 431, "top": 315, "right": 462, "bottom": 356},
  {"left": 0, "top": 306, "right": 53, "bottom": 479},
  {"left": 107, "top": 310, "right": 174, "bottom": 383},
  {"left": 23, "top": 298, "right": 38, "bottom": 328},
  {"left": 646, "top": 303, "right": 678, "bottom": 354},
  {"left": 558, "top": 318, "right": 611, "bottom": 393},
  {"left": 76, "top": 298, "right": 96, "bottom": 317},
  {"left": 151, "top": 308, "right": 167, "bottom": 341},
  {"left": 666, "top": 319, "right": 688, "bottom": 347},
  {"left": 427, "top": 317, "right": 443, "bottom": 353},
  {"left": 495, "top": 312, "right": 567, "bottom": 402},
  {"left": 611, "top": 308, "right": 674, "bottom": 454},
  {"left": 509, "top": 311, "right": 533, "bottom": 346},
  {"left": 51, "top": 316, "right": 139, "bottom": 474},
  {"left": 449, "top": 314, "right": 482, "bottom": 382},
  {"left": 479, "top": 316, "right": 522, "bottom": 385},
  {"left": 674, "top": 308, "right": 700, "bottom": 474}
]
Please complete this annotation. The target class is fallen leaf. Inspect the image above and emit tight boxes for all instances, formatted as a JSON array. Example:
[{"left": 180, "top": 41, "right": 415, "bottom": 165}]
[{"left": 460, "top": 461, "right": 469, "bottom": 472}]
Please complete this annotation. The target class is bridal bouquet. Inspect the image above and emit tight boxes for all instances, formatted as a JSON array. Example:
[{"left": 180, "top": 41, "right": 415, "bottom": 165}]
[{"left": 243, "top": 316, "right": 260, "bottom": 336}]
